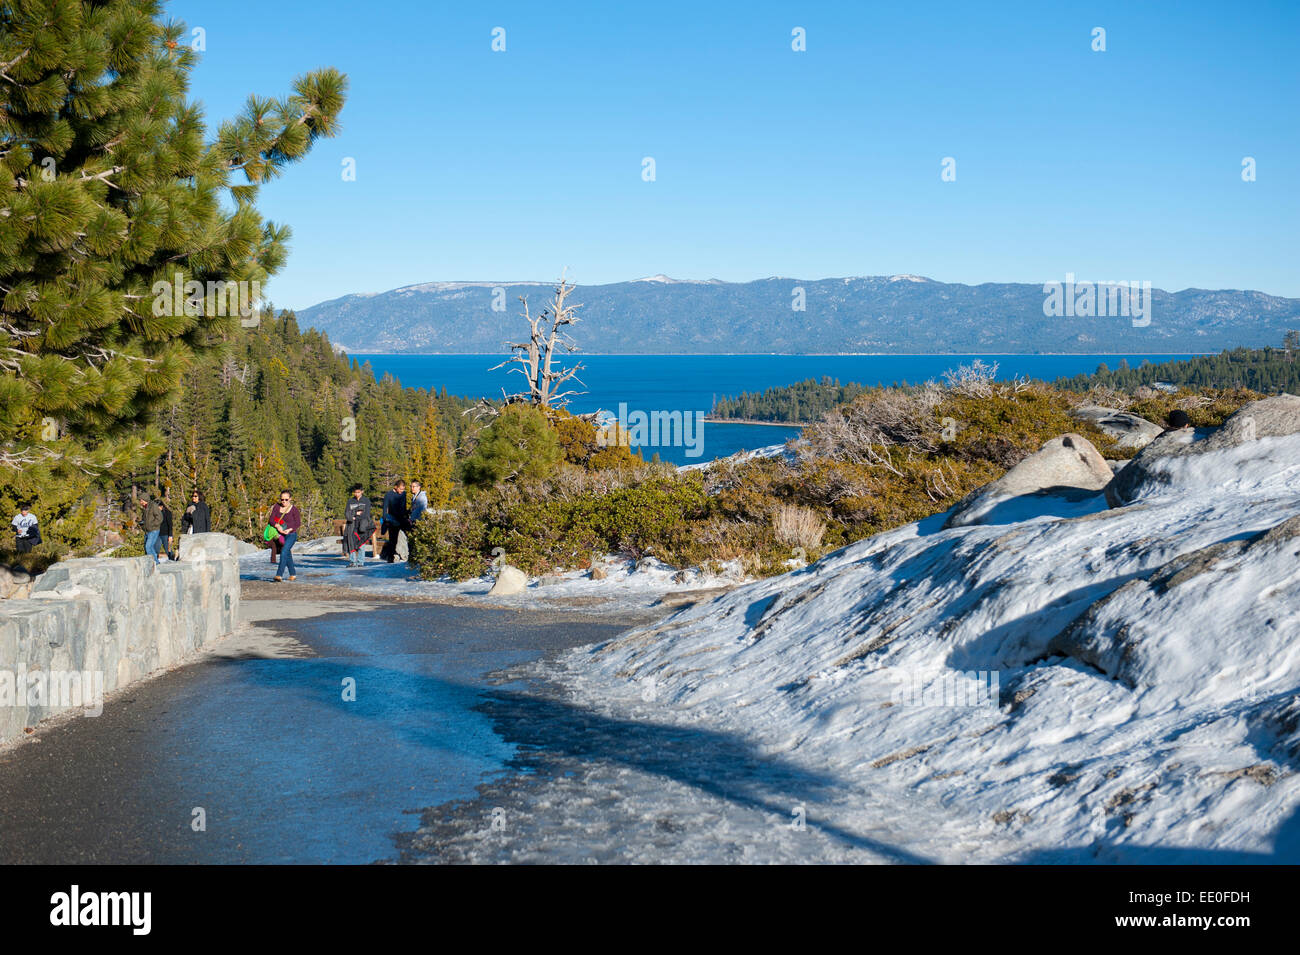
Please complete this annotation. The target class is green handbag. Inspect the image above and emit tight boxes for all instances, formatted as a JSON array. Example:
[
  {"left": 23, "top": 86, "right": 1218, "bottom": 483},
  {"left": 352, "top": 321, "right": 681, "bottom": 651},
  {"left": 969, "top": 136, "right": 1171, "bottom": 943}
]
[{"left": 263, "top": 524, "right": 277, "bottom": 541}]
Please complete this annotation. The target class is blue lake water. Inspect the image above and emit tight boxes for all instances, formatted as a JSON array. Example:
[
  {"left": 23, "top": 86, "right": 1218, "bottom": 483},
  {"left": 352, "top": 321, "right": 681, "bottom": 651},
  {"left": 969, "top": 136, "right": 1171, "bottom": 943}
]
[{"left": 356, "top": 353, "right": 1197, "bottom": 465}]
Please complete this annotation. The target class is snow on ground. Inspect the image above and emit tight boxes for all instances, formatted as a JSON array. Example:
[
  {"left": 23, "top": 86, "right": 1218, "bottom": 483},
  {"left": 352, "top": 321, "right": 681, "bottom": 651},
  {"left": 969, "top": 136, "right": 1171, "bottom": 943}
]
[
  {"left": 250, "top": 431, "right": 1300, "bottom": 862},
  {"left": 548, "top": 432, "right": 1300, "bottom": 862},
  {"left": 241, "top": 439, "right": 799, "bottom": 610},
  {"left": 677, "top": 442, "right": 790, "bottom": 472},
  {"left": 239, "top": 547, "right": 744, "bottom": 612}
]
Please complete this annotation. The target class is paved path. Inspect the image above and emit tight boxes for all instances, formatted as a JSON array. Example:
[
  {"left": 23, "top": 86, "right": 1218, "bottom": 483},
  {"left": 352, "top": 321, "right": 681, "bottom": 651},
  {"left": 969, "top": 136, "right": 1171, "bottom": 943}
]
[{"left": 0, "top": 595, "right": 648, "bottom": 864}]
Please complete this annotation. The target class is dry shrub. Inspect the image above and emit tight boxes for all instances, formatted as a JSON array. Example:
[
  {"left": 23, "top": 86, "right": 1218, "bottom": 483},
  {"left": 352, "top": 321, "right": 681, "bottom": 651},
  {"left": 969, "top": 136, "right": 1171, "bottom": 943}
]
[
  {"left": 772, "top": 503, "right": 826, "bottom": 550},
  {"left": 1079, "top": 384, "right": 1133, "bottom": 411},
  {"left": 800, "top": 386, "right": 942, "bottom": 467},
  {"left": 942, "top": 359, "right": 999, "bottom": 397}
]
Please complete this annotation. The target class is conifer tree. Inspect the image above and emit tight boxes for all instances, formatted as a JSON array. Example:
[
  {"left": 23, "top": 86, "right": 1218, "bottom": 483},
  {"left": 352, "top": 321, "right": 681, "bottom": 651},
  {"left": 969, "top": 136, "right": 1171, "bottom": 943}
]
[
  {"left": 0, "top": 0, "right": 346, "bottom": 499},
  {"left": 411, "top": 400, "right": 453, "bottom": 508}
]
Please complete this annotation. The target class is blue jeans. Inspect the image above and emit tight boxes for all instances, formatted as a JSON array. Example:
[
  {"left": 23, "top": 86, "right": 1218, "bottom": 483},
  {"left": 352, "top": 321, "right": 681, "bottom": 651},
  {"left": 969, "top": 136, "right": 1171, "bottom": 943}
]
[
  {"left": 276, "top": 531, "right": 297, "bottom": 578},
  {"left": 145, "top": 530, "right": 161, "bottom": 563}
]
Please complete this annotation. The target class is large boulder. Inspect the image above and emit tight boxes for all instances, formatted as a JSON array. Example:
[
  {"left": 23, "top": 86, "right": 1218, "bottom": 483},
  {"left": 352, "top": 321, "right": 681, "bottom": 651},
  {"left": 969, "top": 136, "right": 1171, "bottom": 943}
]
[
  {"left": 1202, "top": 394, "right": 1300, "bottom": 450},
  {"left": 487, "top": 564, "right": 527, "bottom": 596},
  {"left": 0, "top": 565, "right": 33, "bottom": 600},
  {"left": 1106, "top": 394, "right": 1300, "bottom": 508},
  {"left": 179, "top": 532, "right": 242, "bottom": 561},
  {"left": 945, "top": 434, "right": 1112, "bottom": 528},
  {"left": 1070, "top": 405, "right": 1163, "bottom": 450},
  {"left": 294, "top": 535, "right": 344, "bottom": 555}
]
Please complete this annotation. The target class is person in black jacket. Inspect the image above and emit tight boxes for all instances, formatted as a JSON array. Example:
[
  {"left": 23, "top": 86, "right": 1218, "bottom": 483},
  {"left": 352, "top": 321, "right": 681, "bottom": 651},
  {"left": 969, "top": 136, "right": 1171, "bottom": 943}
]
[
  {"left": 380, "top": 479, "right": 408, "bottom": 563},
  {"left": 343, "top": 484, "right": 374, "bottom": 566},
  {"left": 159, "top": 503, "right": 176, "bottom": 561},
  {"left": 182, "top": 490, "right": 211, "bottom": 535}
]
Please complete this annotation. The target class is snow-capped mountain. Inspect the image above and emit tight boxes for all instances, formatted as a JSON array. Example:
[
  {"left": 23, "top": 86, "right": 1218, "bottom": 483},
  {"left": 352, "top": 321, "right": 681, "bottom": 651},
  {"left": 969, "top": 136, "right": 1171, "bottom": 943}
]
[{"left": 296, "top": 276, "right": 1300, "bottom": 355}]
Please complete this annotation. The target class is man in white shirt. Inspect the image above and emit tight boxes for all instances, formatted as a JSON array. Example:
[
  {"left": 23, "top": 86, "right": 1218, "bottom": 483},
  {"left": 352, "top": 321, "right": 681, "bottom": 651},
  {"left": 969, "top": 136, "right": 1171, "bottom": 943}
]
[
  {"left": 11, "top": 503, "right": 39, "bottom": 553},
  {"left": 409, "top": 480, "right": 429, "bottom": 524}
]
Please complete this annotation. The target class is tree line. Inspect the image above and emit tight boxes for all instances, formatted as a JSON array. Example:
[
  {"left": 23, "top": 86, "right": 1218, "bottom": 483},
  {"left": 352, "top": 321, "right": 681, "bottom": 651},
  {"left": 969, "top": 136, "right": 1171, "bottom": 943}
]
[
  {"left": 709, "top": 336, "right": 1300, "bottom": 425},
  {"left": 1056, "top": 340, "right": 1300, "bottom": 393},
  {"left": 710, "top": 377, "right": 872, "bottom": 423},
  {"left": 115, "top": 310, "right": 467, "bottom": 544}
]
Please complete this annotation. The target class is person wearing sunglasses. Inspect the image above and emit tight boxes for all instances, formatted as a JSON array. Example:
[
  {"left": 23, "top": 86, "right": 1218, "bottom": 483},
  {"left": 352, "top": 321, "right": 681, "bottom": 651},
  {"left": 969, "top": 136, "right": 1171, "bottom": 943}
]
[{"left": 269, "top": 490, "right": 301, "bottom": 582}]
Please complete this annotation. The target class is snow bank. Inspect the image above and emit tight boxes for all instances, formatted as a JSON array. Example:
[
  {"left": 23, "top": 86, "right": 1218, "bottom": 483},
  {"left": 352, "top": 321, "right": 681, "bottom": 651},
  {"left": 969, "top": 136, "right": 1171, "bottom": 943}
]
[
  {"left": 561, "top": 432, "right": 1300, "bottom": 861},
  {"left": 677, "top": 442, "right": 791, "bottom": 473}
]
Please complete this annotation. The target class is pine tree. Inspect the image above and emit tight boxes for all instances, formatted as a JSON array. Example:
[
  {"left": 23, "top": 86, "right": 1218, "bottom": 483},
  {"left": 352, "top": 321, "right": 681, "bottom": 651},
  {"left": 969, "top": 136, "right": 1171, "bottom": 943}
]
[
  {"left": 0, "top": 1, "right": 346, "bottom": 495},
  {"left": 411, "top": 400, "right": 453, "bottom": 507}
]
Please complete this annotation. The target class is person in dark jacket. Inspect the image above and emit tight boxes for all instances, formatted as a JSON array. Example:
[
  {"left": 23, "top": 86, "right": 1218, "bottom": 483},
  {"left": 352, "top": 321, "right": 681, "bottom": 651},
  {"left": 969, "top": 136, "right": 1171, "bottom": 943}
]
[
  {"left": 139, "top": 493, "right": 164, "bottom": 565},
  {"left": 343, "top": 484, "right": 373, "bottom": 566},
  {"left": 269, "top": 490, "right": 301, "bottom": 581},
  {"left": 380, "top": 479, "right": 408, "bottom": 563},
  {"left": 159, "top": 503, "right": 176, "bottom": 561},
  {"left": 182, "top": 490, "right": 211, "bottom": 535}
]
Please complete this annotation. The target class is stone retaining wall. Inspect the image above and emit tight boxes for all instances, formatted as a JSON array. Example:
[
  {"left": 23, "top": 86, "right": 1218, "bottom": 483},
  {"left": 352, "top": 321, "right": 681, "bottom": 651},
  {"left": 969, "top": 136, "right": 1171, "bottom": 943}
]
[{"left": 0, "top": 533, "right": 241, "bottom": 745}]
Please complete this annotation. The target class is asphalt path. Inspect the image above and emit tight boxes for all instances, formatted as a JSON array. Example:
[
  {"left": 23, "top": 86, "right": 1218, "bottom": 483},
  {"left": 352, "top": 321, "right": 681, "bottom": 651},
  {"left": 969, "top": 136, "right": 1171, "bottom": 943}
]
[{"left": 0, "top": 594, "right": 651, "bottom": 864}]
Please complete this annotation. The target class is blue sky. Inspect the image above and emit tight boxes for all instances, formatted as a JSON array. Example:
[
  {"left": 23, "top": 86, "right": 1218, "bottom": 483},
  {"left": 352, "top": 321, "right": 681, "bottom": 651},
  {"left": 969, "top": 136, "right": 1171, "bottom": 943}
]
[{"left": 170, "top": 0, "right": 1300, "bottom": 309}]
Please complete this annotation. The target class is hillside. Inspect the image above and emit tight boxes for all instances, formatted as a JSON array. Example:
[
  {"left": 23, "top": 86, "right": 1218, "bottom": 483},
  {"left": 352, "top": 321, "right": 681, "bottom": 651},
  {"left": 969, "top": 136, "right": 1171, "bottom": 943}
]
[
  {"left": 296, "top": 276, "right": 1300, "bottom": 355},
  {"left": 2, "top": 309, "right": 475, "bottom": 565},
  {"left": 563, "top": 404, "right": 1300, "bottom": 861},
  {"left": 133, "top": 311, "right": 473, "bottom": 542}
]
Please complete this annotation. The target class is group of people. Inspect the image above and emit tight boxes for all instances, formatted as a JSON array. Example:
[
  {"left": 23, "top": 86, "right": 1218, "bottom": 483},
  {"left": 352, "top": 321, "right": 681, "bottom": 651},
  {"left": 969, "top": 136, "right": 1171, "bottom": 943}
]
[
  {"left": 13, "top": 481, "right": 427, "bottom": 578},
  {"left": 377, "top": 478, "right": 428, "bottom": 563},
  {"left": 342, "top": 478, "right": 429, "bottom": 566},
  {"left": 265, "top": 478, "right": 430, "bottom": 582},
  {"left": 136, "top": 490, "right": 212, "bottom": 565}
]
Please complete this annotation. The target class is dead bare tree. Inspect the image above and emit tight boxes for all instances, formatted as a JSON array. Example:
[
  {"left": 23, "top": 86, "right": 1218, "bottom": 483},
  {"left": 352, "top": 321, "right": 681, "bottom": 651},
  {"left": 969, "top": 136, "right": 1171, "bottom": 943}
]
[{"left": 488, "top": 273, "right": 587, "bottom": 409}]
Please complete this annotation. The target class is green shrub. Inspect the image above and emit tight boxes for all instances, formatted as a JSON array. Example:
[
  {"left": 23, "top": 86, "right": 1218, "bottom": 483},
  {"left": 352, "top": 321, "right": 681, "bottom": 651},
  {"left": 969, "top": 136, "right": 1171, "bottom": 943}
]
[
  {"left": 413, "top": 474, "right": 711, "bottom": 580},
  {"left": 416, "top": 380, "right": 1261, "bottom": 583},
  {"left": 1125, "top": 387, "right": 1261, "bottom": 430},
  {"left": 460, "top": 405, "right": 563, "bottom": 489}
]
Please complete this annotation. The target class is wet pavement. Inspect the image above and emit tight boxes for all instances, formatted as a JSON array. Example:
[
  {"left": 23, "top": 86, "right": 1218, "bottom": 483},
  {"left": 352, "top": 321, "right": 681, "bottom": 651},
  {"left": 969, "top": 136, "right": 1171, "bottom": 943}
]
[{"left": 0, "top": 598, "right": 650, "bottom": 864}]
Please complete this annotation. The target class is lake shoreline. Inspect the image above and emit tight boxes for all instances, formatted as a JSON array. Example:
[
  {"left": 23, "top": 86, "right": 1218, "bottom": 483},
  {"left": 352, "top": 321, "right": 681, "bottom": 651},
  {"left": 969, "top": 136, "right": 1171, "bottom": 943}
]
[
  {"left": 704, "top": 416, "right": 810, "bottom": 427},
  {"left": 354, "top": 352, "right": 1192, "bottom": 465}
]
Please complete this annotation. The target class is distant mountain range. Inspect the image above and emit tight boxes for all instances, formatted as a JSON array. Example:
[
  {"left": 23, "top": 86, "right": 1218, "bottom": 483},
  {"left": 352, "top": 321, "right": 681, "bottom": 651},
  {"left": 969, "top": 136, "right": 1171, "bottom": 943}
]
[{"left": 295, "top": 275, "right": 1300, "bottom": 354}]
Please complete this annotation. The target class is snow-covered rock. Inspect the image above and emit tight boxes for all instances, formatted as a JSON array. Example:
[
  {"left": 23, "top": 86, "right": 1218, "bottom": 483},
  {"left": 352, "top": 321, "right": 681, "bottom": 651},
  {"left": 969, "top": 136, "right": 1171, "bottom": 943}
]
[
  {"left": 945, "top": 433, "right": 1111, "bottom": 528},
  {"left": 565, "top": 430, "right": 1300, "bottom": 862},
  {"left": 1211, "top": 393, "right": 1300, "bottom": 444},
  {"left": 1070, "top": 405, "right": 1163, "bottom": 450},
  {"left": 678, "top": 443, "right": 791, "bottom": 473},
  {"left": 1107, "top": 394, "right": 1300, "bottom": 508}
]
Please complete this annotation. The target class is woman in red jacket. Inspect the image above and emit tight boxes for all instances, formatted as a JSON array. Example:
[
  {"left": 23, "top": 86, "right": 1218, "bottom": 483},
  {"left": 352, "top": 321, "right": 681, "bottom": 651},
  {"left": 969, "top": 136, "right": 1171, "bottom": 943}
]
[{"left": 269, "top": 490, "right": 302, "bottom": 582}]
